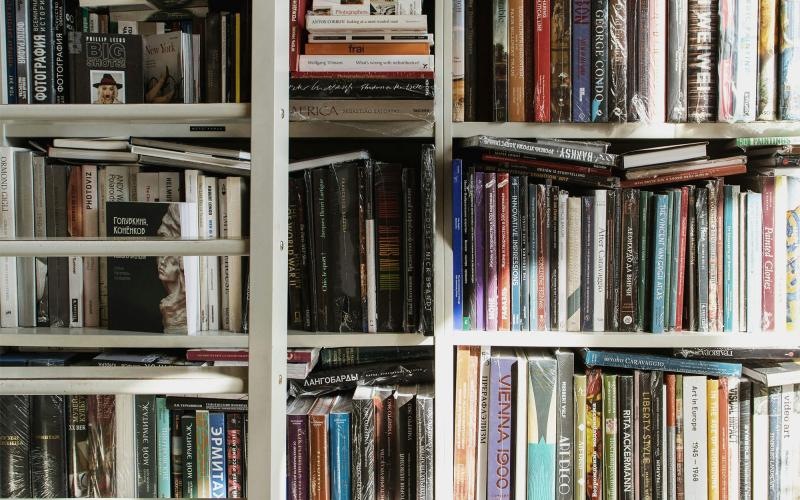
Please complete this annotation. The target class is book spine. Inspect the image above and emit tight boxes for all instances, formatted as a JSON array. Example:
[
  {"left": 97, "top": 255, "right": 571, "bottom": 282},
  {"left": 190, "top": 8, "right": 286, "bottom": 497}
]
[
  {"left": 593, "top": 190, "right": 607, "bottom": 330},
  {"left": 419, "top": 146, "right": 435, "bottom": 335},
  {"left": 528, "top": 183, "right": 538, "bottom": 330},
  {"left": 607, "top": 0, "right": 626, "bottom": 121},
  {"left": 761, "top": 177, "right": 776, "bottom": 331},
  {"left": 779, "top": 0, "right": 800, "bottom": 119},
  {"left": 31, "top": 395, "right": 67, "bottom": 497},
  {"left": 647, "top": 0, "right": 667, "bottom": 121},
  {"left": 618, "top": 376, "right": 634, "bottom": 500},
  {"left": 486, "top": 173, "right": 499, "bottom": 331},
  {"left": 29, "top": 0, "right": 54, "bottom": 103},
  {"left": 638, "top": 191, "right": 652, "bottom": 330},
  {"left": 0, "top": 395, "right": 31, "bottom": 497},
  {"left": 666, "top": 0, "right": 688, "bottom": 121},
  {"left": 155, "top": 398, "right": 170, "bottom": 498},
  {"left": 675, "top": 375, "right": 685, "bottom": 500},
  {"left": 225, "top": 413, "right": 244, "bottom": 498},
  {"left": 204, "top": 178, "right": 220, "bottom": 331},
  {"left": 519, "top": 177, "right": 529, "bottom": 330},
  {"left": 580, "top": 196, "right": 594, "bottom": 331},
  {"left": 733, "top": 0, "right": 759, "bottom": 121},
  {"left": 582, "top": 350, "right": 741, "bottom": 377},
  {"left": 287, "top": 411, "right": 308, "bottom": 500},
  {"left": 527, "top": 355, "right": 558, "bottom": 500},
  {"left": 738, "top": 380, "right": 751, "bottom": 499},
  {"left": 13, "top": 152, "right": 34, "bottom": 327},
  {"left": 773, "top": 177, "right": 787, "bottom": 333},
  {"left": 288, "top": 174, "right": 307, "bottom": 330},
  {"left": 352, "top": 395, "right": 375, "bottom": 500},
  {"left": 695, "top": 188, "right": 709, "bottom": 331},
  {"left": 537, "top": 184, "right": 549, "bottom": 329},
  {"left": 574, "top": 375, "right": 587, "bottom": 500},
  {"left": 462, "top": 168, "right": 473, "bottom": 331},
  {"left": 727, "top": 380, "right": 740, "bottom": 500},
  {"left": 637, "top": 371, "right": 654, "bottom": 499},
  {"left": 66, "top": 395, "right": 87, "bottom": 497},
  {"left": 551, "top": 0, "right": 571, "bottom": 121},
  {"left": 590, "top": 0, "right": 608, "bottom": 121},
  {"left": 566, "top": 197, "right": 582, "bottom": 331},
  {"left": 717, "top": 0, "right": 735, "bottom": 121},
  {"left": 652, "top": 372, "right": 665, "bottom": 500},
  {"left": 549, "top": 188, "right": 560, "bottom": 330},
  {"left": 311, "top": 169, "right": 330, "bottom": 330},
  {"left": 453, "top": 161, "right": 463, "bottom": 329},
  {"left": 718, "top": 378, "right": 729, "bottom": 500},
  {"left": 619, "top": 189, "right": 639, "bottom": 330},
  {"left": 416, "top": 393, "right": 434, "bottom": 500},
  {"left": 746, "top": 193, "right": 763, "bottom": 332},
  {"left": 182, "top": 413, "right": 197, "bottom": 498},
  {"left": 464, "top": 0, "right": 476, "bottom": 121},
  {"left": 606, "top": 189, "right": 622, "bottom": 330},
  {"left": 649, "top": 194, "right": 668, "bottom": 332},
  {"left": 667, "top": 191, "right": 682, "bottom": 330},
  {"left": 493, "top": 0, "right": 509, "bottom": 121},
  {"left": 534, "top": 0, "right": 551, "bottom": 121},
  {"left": 686, "top": 0, "right": 717, "bottom": 121},
  {"left": 81, "top": 165, "right": 98, "bottom": 327},
  {"left": 3, "top": 0, "right": 17, "bottom": 103},
  {"left": 602, "top": 374, "right": 618, "bottom": 500},
  {"left": 553, "top": 352, "right": 574, "bottom": 499},
  {"left": 475, "top": 348, "right": 491, "bottom": 500},
  {"left": 218, "top": 179, "right": 230, "bottom": 330},
  {"left": 195, "top": 410, "right": 211, "bottom": 498},
  {"left": 374, "top": 164, "right": 403, "bottom": 332},
  {"left": 330, "top": 410, "right": 351, "bottom": 500},
  {"left": 682, "top": 377, "right": 707, "bottom": 498},
  {"left": 507, "top": 0, "right": 525, "bottom": 121},
  {"left": 557, "top": 192, "right": 568, "bottom": 331},
  {"left": 453, "top": 346, "right": 478, "bottom": 499},
  {"left": 0, "top": 150, "right": 17, "bottom": 328},
  {"left": 587, "top": 369, "right": 603, "bottom": 500},
  {"left": 309, "top": 410, "right": 331, "bottom": 500},
  {"left": 487, "top": 357, "right": 515, "bottom": 499},
  {"left": 766, "top": 385, "right": 781, "bottom": 499},
  {"left": 474, "top": 171, "right": 486, "bottom": 331},
  {"left": 780, "top": 385, "right": 795, "bottom": 498},
  {"left": 52, "top": 0, "right": 66, "bottom": 103},
  {"left": 757, "top": 0, "right": 778, "bottom": 119},
  {"left": 572, "top": 0, "right": 592, "bottom": 121},
  {"left": 14, "top": 0, "right": 30, "bottom": 103},
  {"left": 402, "top": 168, "right": 419, "bottom": 333},
  {"left": 208, "top": 412, "right": 226, "bottom": 498},
  {"left": 675, "top": 187, "right": 689, "bottom": 331},
  {"left": 722, "top": 186, "right": 734, "bottom": 331},
  {"left": 510, "top": 176, "right": 521, "bottom": 330},
  {"left": 706, "top": 181, "right": 719, "bottom": 331},
  {"left": 497, "top": 173, "right": 511, "bottom": 330},
  {"left": 707, "top": 378, "right": 720, "bottom": 500},
  {"left": 134, "top": 395, "right": 157, "bottom": 497},
  {"left": 170, "top": 412, "right": 183, "bottom": 497}
]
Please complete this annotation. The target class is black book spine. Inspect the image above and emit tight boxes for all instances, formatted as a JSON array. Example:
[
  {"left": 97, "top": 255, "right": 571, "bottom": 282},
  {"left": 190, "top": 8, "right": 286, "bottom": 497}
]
[
  {"left": 738, "top": 379, "right": 752, "bottom": 499},
  {"left": 395, "top": 396, "right": 416, "bottom": 500},
  {"left": 165, "top": 397, "right": 248, "bottom": 413},
  {"left": 52, "top": 0, "right": 66, "bottom": 103},
  {"left": 358, "top": 162, "right": 372, "bottom": 332},
  {"left": 685, "top": 185, "right": 697, "bottom": 331},
  {"left": 549, "top": 186, "right": 560, "bottom": 330},
  {"left": 686, "top": 0, "right": 717, "bottom": 121},
  {"left": 581, "top": 195, "right": 595, "bottom": 331},
  {"left": 461, "top": 167, "right": 474, "bottom": 330},
  {"left": 610, "top": 188, "right": 623, "bottom": 330},
  {"left": 29, "top": 0, "right": 54, "bottom": 103},
  {"left": 618, "top": 375, "right": 635, "bottom": 500},
  {"left": 419, "top": 145, "right": 435, "bottom": 335},
  {"left": 519, "top": 176, "right": 529, "bottom": 330},
  {"left": 590, "top": 0, "right": 609, "bottom": 121},
  {"left": 287, "top": 359, "right": 434, "bottom": 398},
  {"left": 402, "top": 167, "right": 420, "bottom": 333},
  {"left": 31, "top": 395, "right": 67, "bottom": 498},
  {"left": 226, "top": 412, "right": 244, "bottom": 498},
  {"left": 0, "top": 395, "right": 31, "bottom": 497},
  {"left": 287, "top": 174, "right": 307, "bottom": 330},
  {"left": 328, "top": 162, "right": 363, "bottom": 332},
  {"left": 608, "top": 0, "right": 627, "bottom": 121},
  {"left": 695, "top": 187, "right": 709, "bottom": 331},
  {"left": 290, "top": 78, "right": 435, "bottom": 100},
  {"left": 555, "top": 351, "right": 574, "bottom": 499},
  {"left": 204, "top": 12, "right": 222, "bottom": 103},
  {"left": 318, "top": 346, "right": 433, "bottom": 369},
  {"left": 492, "top": 0, "right": 508, "bottom": 121},
  {"left": 181, "top": 412, "right": 197, "bottom": 498},
  {"left": 171, "top": 411, "right": 184, "bottom": 497},
  {"left": 619, "top": 189, "right": 639, "bottom": 331},
  {"left": 464, "top": 0, "right": 477, "bottom": 120},
  {"left": 67, "top": 395, "right": 88, "bottom": 497},
  {"left": 650, "top": 371, "right": 664, "bottom": 500},
  {"left": 310, "top": 168, "right": 330, "bottom": 331},
  {"left": 135, "top": 395, "right": 157, "bottom": 497},
  {"left": 374, "top": 163, "right": 404, "bottom": 332},
  {"left": 3, "top": 0, "right": 17, "bottom": 103},
  {"left": 45, "top": 165, "right": 68, "bottom": 326},
  {"left": 302, "top": 171, "right": 318, "bottom": 331},
  {"left": 637, "top": 371, "right": 654, "bottom": 499},
  {"left": 14, "top": 0, "right": 30, "bottom": 103}
]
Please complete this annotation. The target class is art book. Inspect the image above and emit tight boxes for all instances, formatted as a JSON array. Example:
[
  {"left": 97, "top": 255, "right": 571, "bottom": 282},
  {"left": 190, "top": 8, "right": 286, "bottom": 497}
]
[
  {"left": 68, "top": 33, "right": 144, "bottom": 104},
  {"left": 106, "top": 202, "right": 198, "bottom": 334},
  {"left": 143, "top": 33, "right": 191, "bottom": 104}
]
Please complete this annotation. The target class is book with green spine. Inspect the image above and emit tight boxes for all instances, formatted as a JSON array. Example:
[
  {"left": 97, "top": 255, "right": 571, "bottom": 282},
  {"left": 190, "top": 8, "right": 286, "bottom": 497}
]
[
  {"left": 156, "top": 397, "right": 171, "bottom": 498},
  {"left": 663, "top": 191, "right": 675, "bottom": 331},
  {"left": 602, "top": 374, "right": 618, "bottom": 500}
]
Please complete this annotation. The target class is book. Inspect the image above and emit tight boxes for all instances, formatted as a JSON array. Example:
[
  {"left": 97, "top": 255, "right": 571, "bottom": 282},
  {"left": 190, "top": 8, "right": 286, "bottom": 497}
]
[
  {"left": 194, "top": 409, "right": 210, "bottom": 498},
  {"left": 454, "top": 346, "right": 479, "bottom": 500},
  {"left": 619, "top": 375, "right": 635, "bottom": 500},
  {"left": 587, "top": 368, "right": 603, "bottom": 500},
  {"left": 682, "top": 376, "right": 707, "bottom": 498},
  {"left": 492, "top": 0, "right": 508, "bottom": 121},
  {"left": 582, "top": 350, "right": 742, "bottom": 377},
  {"left": 686, "top": 0, "right": 717, "bottom": 121},
  {"left": 67, "top": 32, "right": 143, "bottom": 104},
  {"left": 309, "top": 397, "right": 334, "bottom": 500},
  {"left": 778, "top": 0, "right": 800, "bottom": 119},
  {"left": 13, "top": 151, "right": 36, "bottom": 327},
  {"left": 134, "top": 395, "right": 157, "bottom": 497},
  {"left": 738, "top": 380, "right": 752, "bottom": 499},
  {"left": 498, "top": 172, "right": 511, "bottom": 330},
  {"left": 590, "top": 0, "right": 608, "bottom": 122},
  {"left": 707, "top": 379, "right": 720, "bottom": 500},
  {"left": 304, "top": 14, "right": 429, "bottom": 32},
  {"left": 574, "top": 374, "right": 588, "bottom": 499},
  {"left": 287, "top": 397, "right": 314, "bottom": 500},
  {"left": 526, "top": 351, "right": 558, "bottom": 500},
  {"left": 487, "top": 349, "right": 516, "bottom": 499},
  {"left": 329, "top": 394, "right": 352, "bottom": 500},
  {"left": 298, "top": 54, "right": 434, "bottom": 72},
  {"left": 462, "top": 136, "right": 618, "bottom": 167},
  {"left": 31, "top": 395, "right": 67, "bottom": 498},
  {"left": 580, "top": 196, "right": 594, "bottom": 331},
  {"left": 572, "top": 0, "right": 591, "bottom": 121},
  {"left": 374, "top": 162, "right": 404, "bottom": 332},
  {"left": 602, "top": 373, "right": 618, "bottom": 499},
  {"left": 394, "top": 386, "right": 415, "bottom": 499},
  {"left": 416, "top": 384, "right": 435, "bottom": 500},
  {"left": 566, "top": 197, "right": 581, "bottom": 331}
]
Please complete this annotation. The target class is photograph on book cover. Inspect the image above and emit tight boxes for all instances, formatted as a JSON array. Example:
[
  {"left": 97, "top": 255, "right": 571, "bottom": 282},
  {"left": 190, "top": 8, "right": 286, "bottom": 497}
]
[{"left": 91, "top": 71, "right": 125, "bottom": 104}]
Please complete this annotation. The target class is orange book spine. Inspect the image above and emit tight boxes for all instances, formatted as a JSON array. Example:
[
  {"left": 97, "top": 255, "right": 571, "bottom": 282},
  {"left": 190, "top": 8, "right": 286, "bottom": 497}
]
[
  {"left": 717, "top": 378, "right": 729, "bottom": 500},
  {"left": 507, "top": 0, "right": 526, "bottom": 121},
  {"left": 309, "top": 412, "right": 331, "bottom": 500},
  {"left": 453, "top": 346, "right": 480, "bottom": 500},
  {"left": 304, "top": 43, "right": 431, "bottom": 55}
]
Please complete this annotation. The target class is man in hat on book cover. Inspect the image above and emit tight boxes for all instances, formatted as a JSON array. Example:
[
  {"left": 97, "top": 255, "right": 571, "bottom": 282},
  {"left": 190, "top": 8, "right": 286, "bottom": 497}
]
[{"left": 92, "top": 72, "right": 125, "bottom": 104}]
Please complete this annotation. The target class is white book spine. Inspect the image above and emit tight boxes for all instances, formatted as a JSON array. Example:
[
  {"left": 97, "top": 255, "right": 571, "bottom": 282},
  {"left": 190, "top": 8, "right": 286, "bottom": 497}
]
[
  {"left": 225, "top": 177, "right": 244, "bottom": 333},
  {"left": 0, "top": 148, "right": 18, "bottom": 327},
  {"left": 648, "top": 0, "right": 667, "bottom": 122},
  {"left": 318, "top": 4, "right": 372, "bottom": 15},
  {"left": 566, "top": 197, "right": 581, "bottom": 332},
  {"left": 592, "top": 190, "right": 607, "bottom": 331},
  {"left": 99, "top": 166, "right": 131, "bottom": 328},
  {"left": 32, "top": 155, "right": 47, "bottom": 326},
  {"left": 738, "top": 193, "right": 747, "bottom": 332},
  {"left": 158, "top": 172, "right": 180, "bottom": 202},
  {"left": 89, "top": 12, "right": 99, "bottom": 33},
  {"left": 82, "top": 165, "right": 99, "bottom": 327},
  {"left": 180, "top": 201, "right": 200, "bottom": 335},
  {"left": 115, "top": 394, "right": 137, "bottom": 497},
  {"left": 780, "top": 384, "right": 795, "bottom": 498},
  {"left": 733, "top": 0, "right": 759, "bottom": 121},
  {"left": 513, "top": 349, "right": 527, "bottom": 500},
  {"left": 68, "top": 256, "right": 83, "bottom": 327},
  {"left": 752, "top": 383, "right": 770, "bottom": 500},
  {"left": 218, "top": 179, "right": 230, "bottom": 331},
  {"left": 773, "top": 177, "right": 788, "bottom": 332},
  {"left": 746, "top": 193, "right": 762, "bottom": 332},
  {"left": 203, "top": 176, "right": 220, "bottom": 330},
  {"left": 793, "top": 387, "right": 800, "bottom": 500},
  {"left": 194, "top": 172, "right": 208, "bottom": 331},
  {"left": 727, "top": 379, "right": 740, "bottom": 500},
  {"left": 298, "top": 55, "right": 434, "bottom": 72},
  {"left": 14, "top": 151, "right": 36, "bottom": 327},
  {"left": 557, "top": 191, "right": 568, "bottom": 331},
  {"left": 475, "top": 346, "right": 491, "bottom": 500},
  {"left": 682, "top": 376, "right": 708, "bottom": 500},
  {"left": 452, "top": 0, "right": 464, "bottom": 78},
  {"left": 366, "top": 217, "right": 377, "bottom": 332},
  {"left": 304, "top": 14, "right": 428, "bottom": 32},
  {"left": 731, "top": 187, "right": 740, "bottom": 333},
  {"left": 135, "top": 172, "right": 158, "bottom": 202}
]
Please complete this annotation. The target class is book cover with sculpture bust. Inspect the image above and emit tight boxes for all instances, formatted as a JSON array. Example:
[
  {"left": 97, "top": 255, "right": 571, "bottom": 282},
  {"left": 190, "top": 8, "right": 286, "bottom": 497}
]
[{"left": 106, "top": 201, "right": 198, "bottom": 334}]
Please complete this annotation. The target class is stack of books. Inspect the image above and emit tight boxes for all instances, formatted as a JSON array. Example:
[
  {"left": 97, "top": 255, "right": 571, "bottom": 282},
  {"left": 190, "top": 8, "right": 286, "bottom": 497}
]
[
  {"left": 452, "top": 0, "right": 800, "bottom": 122},
  {"left": 0, "top": 1, "right": 251, "bottom": 104},
  {"left": 0, "top": 141, "right": 250, "bottom": 334},
  {"left": 735, "top": 136, "right": 800, "bottom": 176},
  {"left": 452, "top": 135, "right": 799, "bottom": 333},
  {"left": 453, "top": 347, "right": 800, "bottom": 500},
  {"left": 289, "top": 0, "right": 435, "bottom": 121},
  {"left": 287, "top": 147, "right": 435, "bottom": 334},
  {"left": 0, "top": 390, "right": 247, "bottom": 498}
]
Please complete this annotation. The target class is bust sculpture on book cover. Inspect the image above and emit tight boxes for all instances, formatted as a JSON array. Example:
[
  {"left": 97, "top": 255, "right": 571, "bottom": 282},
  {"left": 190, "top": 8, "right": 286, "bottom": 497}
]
[{"left": 157, "top": 204, "right": 187, "bottom": 334}]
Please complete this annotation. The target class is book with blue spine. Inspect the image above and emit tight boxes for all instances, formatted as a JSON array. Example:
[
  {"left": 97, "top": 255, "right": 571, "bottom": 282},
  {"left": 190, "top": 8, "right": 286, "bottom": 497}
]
[
  {"left": 778, "top": 0, "right": 800, "bottom": 120},
  {"left": 723, "top": 185, "right": 739, "bottom": 331},
  {"left": 572, "top": 0, "right": 592, "bottom": 121},
  {"left": 156, "top": 397, "right": 171, "bottom": 498},
  {"left": 519, "top": 177, "right": 529, "bottom": 331},
  {"left": 663, "top": 191, "right": 675, "bottom": 330},
  {"left": 668, "top": 189, "right": 682, "bottom": 330},
  {"left": 208, "top": 412, "right": 227, "bottom": 498},
  {"left": 510, "top": 176, "right": 522, "bottom": 330},
  {"left": 526, "top": 351, "right": 557, "bottom": 500},
  {"left": 768, "top": 385, "right": 782, "bottom": 498},
  {"left": 650, "top": 194, "right": 669, "bottom": 333},
  {"left": 329, "top": 395, "right": 352, "bottom": 500},
  {"left": 487, "top": 349, "right": 517, "bottom": 499},
  {"left": 528, "top": 183, "right": 538, "bottom": 331},
  {"left": 581, "top": 349, "right": 742, "bottom": 377},
  {"left": 452, "top": 159, "right": 463, "bottom": 329}
]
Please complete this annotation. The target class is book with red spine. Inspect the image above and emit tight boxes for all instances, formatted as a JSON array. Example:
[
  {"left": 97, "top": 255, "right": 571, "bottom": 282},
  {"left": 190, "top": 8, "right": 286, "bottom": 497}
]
[
  {"left": 534, "top": 0, "right": 551, "bottom": 121},
  {"left": 480, "top": 154, "right": 613, "bottom": 176},
  {"left": 536, "top": 184, "right": 549, "bottom": 329},
  {"left": 715, "top": 179, "right": 724, "bottom": 331},
  {"left": 497, "top": 173, "right": 511, "bottom": 331},
  {"left": 508, "top": 0, "right": 526, "bottom": 121},
  {"left": 187, "top": 349, "right": 249, "bottom": 362},
  {"left": 760, "top": 176, "right": 776, "bottom": 331},
  {"left": 674, "top": 186, "right": 689, "bottom": 331},
  {"left": 619, "top": 164, "right": 746, "bottom": 188},
  {"left": 289, "top": 0, "right": 307, "bottom": 72}
]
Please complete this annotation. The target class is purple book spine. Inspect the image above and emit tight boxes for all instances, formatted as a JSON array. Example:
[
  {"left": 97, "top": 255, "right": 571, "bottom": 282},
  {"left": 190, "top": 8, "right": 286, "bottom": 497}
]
[
  {"left": 487, "top": 356, "right": 516, "bottom": 500},
  {"left": 486, "top": 173, "right": 499, "bottom": 332},
  {"left": 475, "top": 171, "right": 486, "bottom": 330},
  {"left": 287, "top": 415, "right": 309, "bottom": 500},
  {"left": 572, "top": 0, "right": 592, "bottom": 121}
]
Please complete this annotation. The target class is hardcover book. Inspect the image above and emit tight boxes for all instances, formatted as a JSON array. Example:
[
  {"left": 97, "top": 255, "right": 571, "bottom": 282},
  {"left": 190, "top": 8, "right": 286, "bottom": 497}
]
[
  {"left": 526, "top": 351, "right": 558, "bottom": 500},
  {"left": 67, "top": 33, "right": 143, "bottom": 104},
  {"left": 488, "top": 349, "right": 517, "bottom": 499},
  {"left": 143, "top": 32, "right": 190, "bottom": 103}
]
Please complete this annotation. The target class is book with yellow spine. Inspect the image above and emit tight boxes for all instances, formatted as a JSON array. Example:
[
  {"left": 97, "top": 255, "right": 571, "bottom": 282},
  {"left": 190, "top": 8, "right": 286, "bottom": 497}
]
[{"left": 707, "top": 379, "right": 720, "bottom": 500}]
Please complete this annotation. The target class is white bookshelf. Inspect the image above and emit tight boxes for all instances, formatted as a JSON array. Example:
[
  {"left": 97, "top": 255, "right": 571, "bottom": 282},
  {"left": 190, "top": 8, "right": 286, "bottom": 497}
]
[
  {"left": 0, "top": 329, "right": 248, "bottom": 348},
  {"left": 0, "top": 237, "right": 248, "bottom": 257}
]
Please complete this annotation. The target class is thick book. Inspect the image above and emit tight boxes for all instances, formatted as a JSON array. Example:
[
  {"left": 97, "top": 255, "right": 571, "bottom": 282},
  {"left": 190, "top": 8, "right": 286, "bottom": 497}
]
[
  {"left": 592, "top": 190, "right": 607, "bottom": 331},
  {"left": 0, "top": 395, "right": 31, "bottom": 497},
  {"left": 458, "top": 166, "right": 470, "bottom": 330},
  {"left": 67, "top": 32, "right": 143, "bottom": 104},
  {"left": 402, "top": 168, "right": 420, "bottom": 333},
  {"left": 373, "top": 162, "right": 404, "bottom": 332},
  {"left": 572, "top": 0, "right": 591, "bottom": 121},
  {"left": 574, "top": 374, "right": 588, "bottom": 498},
  {"left": 602, "top": 374, "right": 618, "bottom": 499},
  {"left": 618, "top": 375, "right": 635, "bottom": 500},
  {"left": 650, "top": 194, "right": 669, "bottom": 332},
  {"left": 290, "top": 77, "right": 434, "bottom": 99},
  {"left": 374, "top": 387, "right": 395, "bottom": 500},
  {"left": 474, "top": 171, "right": 486, "bottom": 331},
  {"left": 485, "top": 172, "right": 499, "bottom": 331},
  {"left": 778, "top": 0, "right": 800, "bottom": 119},
  {"left": 29, "top": 0, "right": 54, "bottom": 103},
  {"left": 419, "top": 145, "right": 435, "bottom": 335},
  {"left": 453, "top": 346, "right": 479, "bottom": 500},
  {"left": 208, "top": 412, "right": 226, "bottom": 498},
  {"left": 619, "top": 189, "right": 639, "bottom": 330},
  {"left": 533, "top": 0, "right": 550, "bottom": 121},
  {"left": 351, "top": 386, "right": 375, "bottom": 500},
  {"left": 462, "top": 136, "right": 619, "bottom": 167},
  {"left": 487, "top": 350, "right": 516, "bottom": 499},
  {"left": 590, "top": 0, "right": 608, "bottom": 121},
  {"left": 587, "top": 368, "right": 603, "bottom": 500},
  {"left": 582, "top": 350, "right": 742, "bottom": 377},
  {"left": 309, "top": 397, "right": 334, "bottom": 500},
  {"left": 738, "top": 380, "right": 752, "bottom": 499},
  {"left": 14, "top": 151, "right": 36, "bottom": 327},
  {"left": 31, "top": 395, "right": 67, "bottom": 498},
  {"left": 696, "top": 188, "right": 709, "bottom": 331},
  {"left": 526, "top": 351, "right": 557, "bottom": 499},
  {"left": 297, "top": 55, "right": 434, "bottom": 72},
  {"left": 566, "top": 197, "right": 581, "bottom": 331},
  {"left": 686, "top": 0, "right": 717, "bottom": 121},
  {"left": 181, "top": 413, "right": 197, "bottom": 498},
  {"left": 134, "top": 395, "right": 157, "bottom": 497},
  {"left": 106, "top": 201, "right": 199, "bottom": 334},
  {"left": 637, "top": 371, "right": 654, "bottom": 499},
  {"left": 757, "top": 0, "right": 778, "bottom": 119},
  {"left": 552, "top": 351, "right": 574, "bottom": 500},
  {"left": 394, "top": 386, "right": 416, "bottom": 500},
  {"left": 195, "top": 410, "right": 211, "bottom": 498},
  {"left": 288, "top": 359, "right": 434, "bottom": 398},
  {"left": 225, "top": 413, "right": 244, "bottom": 498},
  {"left": 726, "top": 379, "right": 740, "bottom": 500},
  {"left": 416, "top": 385, "right": 435, "bottom": 500},
  {"left": 551, "top": 0, "right": 571, "bottom": 121}
]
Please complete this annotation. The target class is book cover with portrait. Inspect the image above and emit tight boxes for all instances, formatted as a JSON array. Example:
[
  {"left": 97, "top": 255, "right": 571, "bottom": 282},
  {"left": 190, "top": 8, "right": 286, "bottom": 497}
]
[
  {"left": 106, "top": 202, "right": 198, "bottom": 334},
  {"left": 67, "top": 33, "right": 144, "bottom": 104}
]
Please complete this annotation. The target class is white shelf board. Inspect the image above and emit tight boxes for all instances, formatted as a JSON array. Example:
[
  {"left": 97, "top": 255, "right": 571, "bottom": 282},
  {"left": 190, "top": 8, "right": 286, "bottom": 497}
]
[
  {"left": 452, "top": 121, "right": 800, "bottom": 139},
  {"left": 0, "top": 328, "right": 248, "bottom": 348},
  {"left": 287, "top": 332, "right": 434, "bottom": 348},
  {"left": 290, "top": 120, "right": 434, "bottom": 138},
  {"left": 1, "top": 103, "right": 250, "bottom": 138},
  {"left": 0, "top": 237, "right": 248, "bottom": 256},
  {"left": 79, "top": 0, "right": 155, "bottom": 8},
  {"left": 0, "top": 366, "right": 247, "bottom": 394},
  {"left": 443, "top": 331, "right": 800, "bottom": 348}
]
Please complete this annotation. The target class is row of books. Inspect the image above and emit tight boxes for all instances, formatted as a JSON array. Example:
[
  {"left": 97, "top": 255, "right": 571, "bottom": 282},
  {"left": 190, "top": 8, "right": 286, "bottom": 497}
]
[
  {"left": 286, "top": 345, "right": 433, "bottom": 379},
  {"left": 286, "top": 384, "right": 435, "bottom": 500},
  {"left": 453, "top": 347, "right": 800, "bottom": 500},
  {"left": 0, "top": 144, "right": 249, "bottom": 334},
  {"left": 452, "top": 0, "right": 800, "bottom": 122},
  {"left": 0, "top": 0, "right": 251, "bottom": 104},
  {"left": 0, "top": 393, "right": 247, "bottom": 498},
  {"left": 287, "top": 147, "right": 435, "bottom": 334},
  {"left": 289, "top": 0, "right": 435, "bottom": 121},
  {"left": 452, "top": 136, "right": 800, "bottom": 333}
]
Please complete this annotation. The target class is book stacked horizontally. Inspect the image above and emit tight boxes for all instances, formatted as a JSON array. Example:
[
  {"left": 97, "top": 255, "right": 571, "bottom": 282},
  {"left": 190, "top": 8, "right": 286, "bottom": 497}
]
[
  {"left": 729, "top": 136, "right": 800, "bottom": 177},
  {"left": 452, "top": 135, "right": 797, "bottom": 334},
  {"left": 289, "top": 0, "right": 434, "bottom": 121}
]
